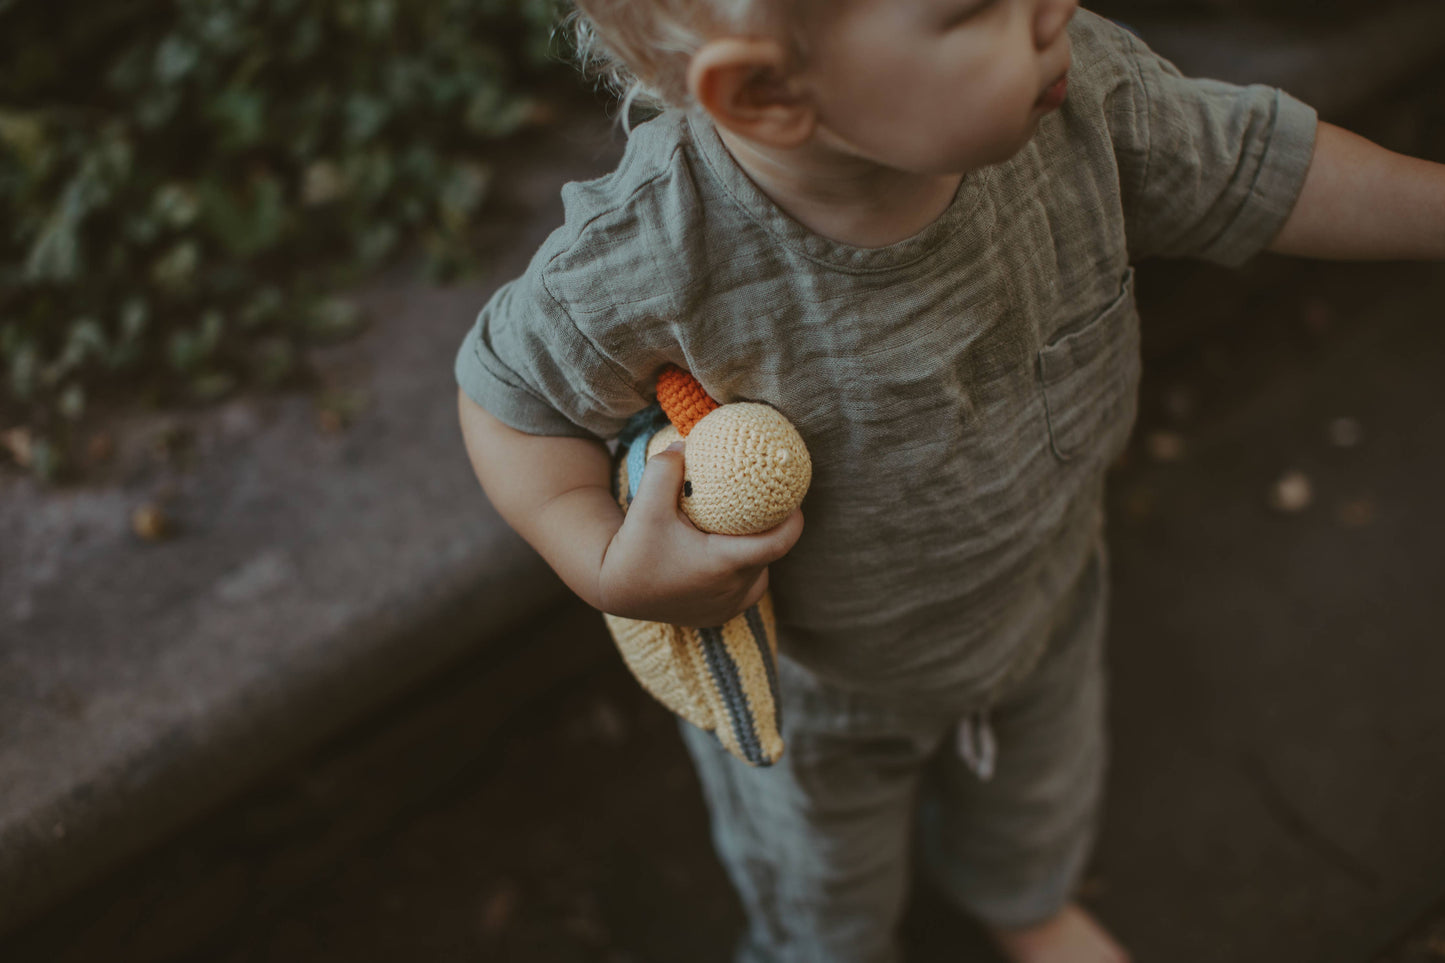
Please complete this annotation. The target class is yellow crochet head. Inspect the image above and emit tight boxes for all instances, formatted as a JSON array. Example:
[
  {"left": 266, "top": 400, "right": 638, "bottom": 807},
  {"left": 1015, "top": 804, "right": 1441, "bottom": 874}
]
[{"left": 648, "top": 402, "right": 811, "bottom": 536}]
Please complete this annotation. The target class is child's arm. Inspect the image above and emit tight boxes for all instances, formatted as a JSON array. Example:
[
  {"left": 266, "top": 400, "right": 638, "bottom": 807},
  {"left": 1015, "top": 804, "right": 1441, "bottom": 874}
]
[
  {"left": 457, "top": 389, "right": 804, "bottom": 628},
  {"left": 1269, "top": 122, "right": 1445, "bottom": 260}
]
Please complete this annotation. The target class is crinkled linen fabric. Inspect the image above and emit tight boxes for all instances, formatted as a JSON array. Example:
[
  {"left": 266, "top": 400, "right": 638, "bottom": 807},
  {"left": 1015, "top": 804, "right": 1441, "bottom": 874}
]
[
  {"left": 454, "top": 10, "right": 1318, "bottom": 710},
  {"left": 680, "top": 536, "right": 1114, "bottom": 960}
]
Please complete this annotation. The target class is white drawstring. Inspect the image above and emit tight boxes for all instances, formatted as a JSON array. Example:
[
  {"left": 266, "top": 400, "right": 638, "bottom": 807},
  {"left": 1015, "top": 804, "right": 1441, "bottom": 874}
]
[{"left": 956, "top": 708, "right": 998, "bottom": 781}]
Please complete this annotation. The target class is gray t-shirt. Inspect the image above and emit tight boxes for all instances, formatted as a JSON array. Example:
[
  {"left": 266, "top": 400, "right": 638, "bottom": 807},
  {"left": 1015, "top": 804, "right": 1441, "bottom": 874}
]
[{"left": 456, "top": 11, "right": 1317, "bottom": 706}]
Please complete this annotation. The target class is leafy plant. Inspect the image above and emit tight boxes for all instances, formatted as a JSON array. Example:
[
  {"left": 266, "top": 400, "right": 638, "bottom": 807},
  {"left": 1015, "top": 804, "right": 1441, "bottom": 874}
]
[{"left": 0, "top": 0, "right": 571, "bottom": 480}]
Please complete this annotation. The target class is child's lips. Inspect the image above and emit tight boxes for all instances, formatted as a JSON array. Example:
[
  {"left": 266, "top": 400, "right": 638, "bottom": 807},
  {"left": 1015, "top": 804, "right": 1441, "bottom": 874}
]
[{"left": 1036, "top": 72, "right": 1069, "bottom": 110}]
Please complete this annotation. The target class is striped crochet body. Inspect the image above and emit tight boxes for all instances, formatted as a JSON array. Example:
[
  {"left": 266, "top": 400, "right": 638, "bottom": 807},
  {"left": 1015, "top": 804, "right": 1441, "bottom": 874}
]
[{"left": 603, "top": 366, "right": 810, "bottom": 767}]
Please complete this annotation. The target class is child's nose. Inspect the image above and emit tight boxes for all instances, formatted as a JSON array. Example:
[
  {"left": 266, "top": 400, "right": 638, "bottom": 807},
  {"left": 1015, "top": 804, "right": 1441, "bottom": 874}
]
[{"left": 1034, "top": 0, "right": 1078, "bottom": 49}]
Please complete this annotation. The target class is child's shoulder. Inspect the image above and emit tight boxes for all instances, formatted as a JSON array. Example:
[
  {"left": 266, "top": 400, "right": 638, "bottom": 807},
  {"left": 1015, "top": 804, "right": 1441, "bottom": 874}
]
[
  {"left": 1046, "top": 10, "right": 1205, "bottom": 154},
  {"left": 1064, "top": 9, "right": 1154, "bottom": 101},
  {"left": 1069, "top": 9, "right": 1151, "bottom": 63},
  {"left": 528, "top": 110, "right": 717, "bottom": 321},
  {"left": 555, "top": 111, "right": 691, "bottom": 230}
]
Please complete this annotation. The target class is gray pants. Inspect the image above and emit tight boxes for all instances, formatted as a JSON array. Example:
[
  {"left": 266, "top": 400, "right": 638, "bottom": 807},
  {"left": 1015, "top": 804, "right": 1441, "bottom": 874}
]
[{"left": 680, "top": 543, "right": 1110, "bottom": 963}]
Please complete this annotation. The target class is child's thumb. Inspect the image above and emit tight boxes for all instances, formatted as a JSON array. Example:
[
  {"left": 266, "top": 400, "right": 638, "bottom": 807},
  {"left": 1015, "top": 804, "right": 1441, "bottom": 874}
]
[{"left": 631, "top": 443, "right": 688, "bottom": 521}]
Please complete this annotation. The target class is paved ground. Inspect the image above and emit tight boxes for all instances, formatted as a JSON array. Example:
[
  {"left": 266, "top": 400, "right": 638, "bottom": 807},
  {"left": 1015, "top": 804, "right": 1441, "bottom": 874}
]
[
  {"left": 5, "top": 168, "right": 1445, "bottom": 963},
  {"left": 3, "top": 14, "right": 1444, "bottom": 962}
]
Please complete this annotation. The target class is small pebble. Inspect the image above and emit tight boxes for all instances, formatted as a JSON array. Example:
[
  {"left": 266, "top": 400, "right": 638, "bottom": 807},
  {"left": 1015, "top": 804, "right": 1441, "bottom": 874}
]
[
  {"left": 2, "top": 427, "right": 33, "bottom": 467},
  {"left": 317, "top": 408, "right": 346, "bottom": 434},
  {"left": 1145, "top": 430, "right": 1186, "bottom": 463},
  {"left": 1269, "top": 471, "right": 1313, "bottom": 513},
  {"left": 1335, "top": 497, "right": 1376, "bottom": 529},
  {"left": 1327, "top": 417, "right": 1364, "bottom": 449},
  {"left": 131, "top": 503, "right": 172, "bottom": 541}
]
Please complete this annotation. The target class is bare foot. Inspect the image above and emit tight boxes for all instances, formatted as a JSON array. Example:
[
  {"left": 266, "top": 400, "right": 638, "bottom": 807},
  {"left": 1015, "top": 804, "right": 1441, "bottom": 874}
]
[{"left": 986, "top": 903, "right": 1131, "bottom": 963}]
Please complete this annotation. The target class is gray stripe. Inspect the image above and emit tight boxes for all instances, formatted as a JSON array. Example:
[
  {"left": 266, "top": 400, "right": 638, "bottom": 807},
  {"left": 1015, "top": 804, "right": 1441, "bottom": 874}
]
[
  {"left": 698, "top": 626, "right": 766, "bottom": 765},
  {"left": 743, "top": 605, "right": 782, "bottom": 735}
]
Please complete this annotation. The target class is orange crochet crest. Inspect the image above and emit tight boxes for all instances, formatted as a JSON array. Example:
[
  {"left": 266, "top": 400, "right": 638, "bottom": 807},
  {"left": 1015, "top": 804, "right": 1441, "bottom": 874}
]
[{"left": 656, "top": 364, "right": 719, "bottom": 437}]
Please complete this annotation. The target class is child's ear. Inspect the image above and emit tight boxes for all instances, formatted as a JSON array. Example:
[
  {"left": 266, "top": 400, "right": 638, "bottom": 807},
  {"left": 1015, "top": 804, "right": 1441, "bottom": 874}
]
[{"left": 687, "top": 38, "right": 815, "bottom": 149}]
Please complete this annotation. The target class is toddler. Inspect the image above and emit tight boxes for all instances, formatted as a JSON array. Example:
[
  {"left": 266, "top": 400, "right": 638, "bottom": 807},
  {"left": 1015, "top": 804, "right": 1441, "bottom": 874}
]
[{"left": 457, "top": 1, "right": 1445, "bottom": 959}]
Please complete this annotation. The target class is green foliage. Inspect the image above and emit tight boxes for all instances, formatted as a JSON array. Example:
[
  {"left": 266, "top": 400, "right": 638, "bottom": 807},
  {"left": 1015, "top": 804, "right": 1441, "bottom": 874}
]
[{"left": 0, "top": 0, "right": 570, "bottom": 479}]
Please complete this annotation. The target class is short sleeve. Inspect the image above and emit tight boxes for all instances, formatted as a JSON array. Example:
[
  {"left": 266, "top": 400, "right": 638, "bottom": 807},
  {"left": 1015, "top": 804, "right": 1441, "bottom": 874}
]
[
  {"left": 454, "top": 264, "right": 649, "bottom": 440},
  {"left": 1111, "top": 31, "right": 1318, "bottom": 266}
]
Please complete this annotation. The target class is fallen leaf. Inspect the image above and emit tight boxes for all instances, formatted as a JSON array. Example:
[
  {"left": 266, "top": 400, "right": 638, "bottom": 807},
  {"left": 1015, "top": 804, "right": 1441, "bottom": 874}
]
[
  {"left": 132, "top": 503, "right": 172, "bottom": 541},
  {"left": 1, "top": 427, "right": 33, "bottom": 467},
  {"left": 1269, "top": 471, "right": 1313, "bottom": 513}
]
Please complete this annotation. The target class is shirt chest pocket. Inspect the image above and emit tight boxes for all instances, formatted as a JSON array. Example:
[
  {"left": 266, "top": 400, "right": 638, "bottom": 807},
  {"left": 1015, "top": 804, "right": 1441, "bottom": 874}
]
[{"left": 1036, "top": 268, "right": 1141, "bottom": 464}]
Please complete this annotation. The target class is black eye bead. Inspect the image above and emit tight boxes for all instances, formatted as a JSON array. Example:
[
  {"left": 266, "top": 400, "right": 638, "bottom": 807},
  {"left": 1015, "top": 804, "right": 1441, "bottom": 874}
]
[{"left": 683, "top": 480, "right": 693, "bottom": 497}]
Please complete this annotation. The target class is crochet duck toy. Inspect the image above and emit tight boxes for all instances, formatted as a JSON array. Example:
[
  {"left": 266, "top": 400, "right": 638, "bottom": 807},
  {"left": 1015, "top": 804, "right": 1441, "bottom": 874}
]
[{"left": 606, "top": 365, "right": 812, "bottom": 766}]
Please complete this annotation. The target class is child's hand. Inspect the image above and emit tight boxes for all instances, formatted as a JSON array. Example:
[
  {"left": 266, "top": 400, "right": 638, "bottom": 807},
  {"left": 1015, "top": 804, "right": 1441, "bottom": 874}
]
[{"left": 598, "top": 445, "right": 804, "bottom": 628}]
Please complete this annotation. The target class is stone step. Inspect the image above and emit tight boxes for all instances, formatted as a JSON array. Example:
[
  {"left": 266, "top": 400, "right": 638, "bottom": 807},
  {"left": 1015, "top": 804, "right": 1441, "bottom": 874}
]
[{"left": 0, "top": 97, "right": 625, "bottom": 936}]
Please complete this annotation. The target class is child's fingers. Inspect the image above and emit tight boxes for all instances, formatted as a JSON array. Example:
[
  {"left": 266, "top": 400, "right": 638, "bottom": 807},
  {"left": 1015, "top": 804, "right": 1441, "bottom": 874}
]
[
  {"left": 709, "top": 508, "right": 805, "bottom": 570},
  {"left": 629, "top": 446, "right": 691, "bottom": 526},
  {"left": 738, "top": 567, "right": 770, "bottom": 611}
]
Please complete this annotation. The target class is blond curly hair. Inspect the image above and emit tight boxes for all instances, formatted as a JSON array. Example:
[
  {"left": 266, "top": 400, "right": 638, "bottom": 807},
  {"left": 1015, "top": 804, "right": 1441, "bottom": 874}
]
[{"left": 567, "top": 0, "right": 801, "bottom": 120}]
